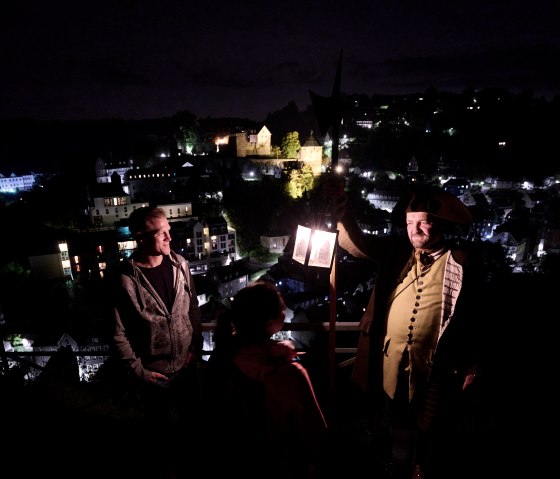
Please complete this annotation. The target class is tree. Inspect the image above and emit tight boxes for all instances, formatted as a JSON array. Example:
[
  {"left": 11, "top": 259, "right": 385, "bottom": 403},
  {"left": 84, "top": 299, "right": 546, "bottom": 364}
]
[
  {"left": 285, "top": 165, "right": 315, "bottom": 199},
  {"left": 270, "top": 145, "right": 281, "bottom": 159},
  {"left": 280, "top": 131, "right": 300, "bottom": 159},
  {"left": 222, "top": 177, "right": 290, "bottom": 255},
  {"left": 173, "top": 110, "right": 199, "bottom": 154}
]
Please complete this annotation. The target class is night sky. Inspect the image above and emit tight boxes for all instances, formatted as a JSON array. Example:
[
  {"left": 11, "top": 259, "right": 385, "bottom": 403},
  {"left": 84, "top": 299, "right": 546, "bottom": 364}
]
[{"left": 2, "top": 1, "right": 558, "bottom": 122}]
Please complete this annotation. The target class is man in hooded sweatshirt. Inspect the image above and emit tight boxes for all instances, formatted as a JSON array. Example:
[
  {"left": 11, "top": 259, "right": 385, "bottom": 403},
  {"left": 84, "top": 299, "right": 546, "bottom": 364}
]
[{"left": 111, "top": 206, "right": 202, "bottom": 478}]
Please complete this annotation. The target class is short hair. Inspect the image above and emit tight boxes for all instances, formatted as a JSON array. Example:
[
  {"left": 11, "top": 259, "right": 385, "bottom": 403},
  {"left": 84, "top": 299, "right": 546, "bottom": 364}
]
[{"left": 128, "top": 206, "right": 166, "bottom": 236}]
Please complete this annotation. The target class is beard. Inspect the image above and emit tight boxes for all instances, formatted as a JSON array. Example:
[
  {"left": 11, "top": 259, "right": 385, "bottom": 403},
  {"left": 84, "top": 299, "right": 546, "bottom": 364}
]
[{"left": 410, "top": 235, "right": 431, "bottom": 249}]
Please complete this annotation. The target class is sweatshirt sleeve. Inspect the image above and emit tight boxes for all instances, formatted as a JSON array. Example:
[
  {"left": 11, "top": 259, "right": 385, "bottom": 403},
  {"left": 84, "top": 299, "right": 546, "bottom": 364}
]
[{"left": 185, "top": 265, "right": 203, "bottom": 356}]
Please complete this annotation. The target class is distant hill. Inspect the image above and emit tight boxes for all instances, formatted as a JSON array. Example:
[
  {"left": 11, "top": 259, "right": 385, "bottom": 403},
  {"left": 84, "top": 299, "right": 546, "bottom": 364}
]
[{"left": 2, "top": 90, "right": 559, "bottom": 182}]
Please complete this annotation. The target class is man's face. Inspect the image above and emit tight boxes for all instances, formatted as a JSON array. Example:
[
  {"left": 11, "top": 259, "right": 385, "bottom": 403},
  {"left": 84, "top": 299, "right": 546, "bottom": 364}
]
[
  {"left": 406, "top": 212, "right": 443, "bottom": 250},
  {"left": 140, "top": 216, "right": 172, "bottom": 256}
]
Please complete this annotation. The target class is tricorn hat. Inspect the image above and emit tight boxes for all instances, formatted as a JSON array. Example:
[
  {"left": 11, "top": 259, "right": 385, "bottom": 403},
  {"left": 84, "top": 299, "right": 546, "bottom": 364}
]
[{"left": 394, "top": 185, "right": 473, "bottom": 224}]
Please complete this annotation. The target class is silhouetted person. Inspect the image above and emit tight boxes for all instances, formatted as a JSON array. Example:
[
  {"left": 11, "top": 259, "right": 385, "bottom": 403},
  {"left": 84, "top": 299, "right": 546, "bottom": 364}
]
[{"left": 205, "top": 281, "right": 328, "bottom": 479}]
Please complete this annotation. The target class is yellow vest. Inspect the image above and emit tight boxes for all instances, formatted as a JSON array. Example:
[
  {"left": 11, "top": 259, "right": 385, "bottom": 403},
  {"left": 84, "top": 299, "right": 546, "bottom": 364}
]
[{"left": 382, "top": 251, "right": 450, "bottom": 401}]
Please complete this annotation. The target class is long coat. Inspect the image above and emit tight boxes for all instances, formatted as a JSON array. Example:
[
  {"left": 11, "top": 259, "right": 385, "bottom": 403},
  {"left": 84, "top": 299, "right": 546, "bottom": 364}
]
[{"left": 334, "top": 202, "right": 489, "bottom": 429}]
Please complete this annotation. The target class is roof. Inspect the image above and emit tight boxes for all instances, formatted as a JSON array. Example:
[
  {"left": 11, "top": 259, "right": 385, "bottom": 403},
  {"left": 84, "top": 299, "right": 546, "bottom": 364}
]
[{"left": 302, "top": 132, "right": 321, "bottom": 147}]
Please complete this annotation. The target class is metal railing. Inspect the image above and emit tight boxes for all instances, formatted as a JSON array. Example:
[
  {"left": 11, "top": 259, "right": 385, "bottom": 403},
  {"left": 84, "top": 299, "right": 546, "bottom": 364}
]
[{"left": 1, "top": 321, "right": 360, "bottom": 382}]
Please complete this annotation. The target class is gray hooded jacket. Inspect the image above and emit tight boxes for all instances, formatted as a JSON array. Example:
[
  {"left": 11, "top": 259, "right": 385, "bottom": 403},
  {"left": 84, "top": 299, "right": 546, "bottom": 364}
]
[{"left": 113, "top": 250, "right": 202, "bottom": 381}]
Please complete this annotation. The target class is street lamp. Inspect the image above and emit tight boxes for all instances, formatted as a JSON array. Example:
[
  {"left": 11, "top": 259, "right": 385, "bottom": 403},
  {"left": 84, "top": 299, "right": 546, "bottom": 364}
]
[
  {"left": 292, "top": 225, "right": 338, "bottom": 270},
  {"left": 292, "top": 221, "right": 339, "bottom": 411}
]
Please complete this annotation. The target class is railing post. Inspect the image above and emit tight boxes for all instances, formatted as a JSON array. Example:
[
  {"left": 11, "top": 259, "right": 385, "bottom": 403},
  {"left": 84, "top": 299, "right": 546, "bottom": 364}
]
[
  {"left": 0, "top": 331, "right": 8, "bottom": 374},
  {"left": 328, "top": 248, "right": 337, "bottom": 415}
]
